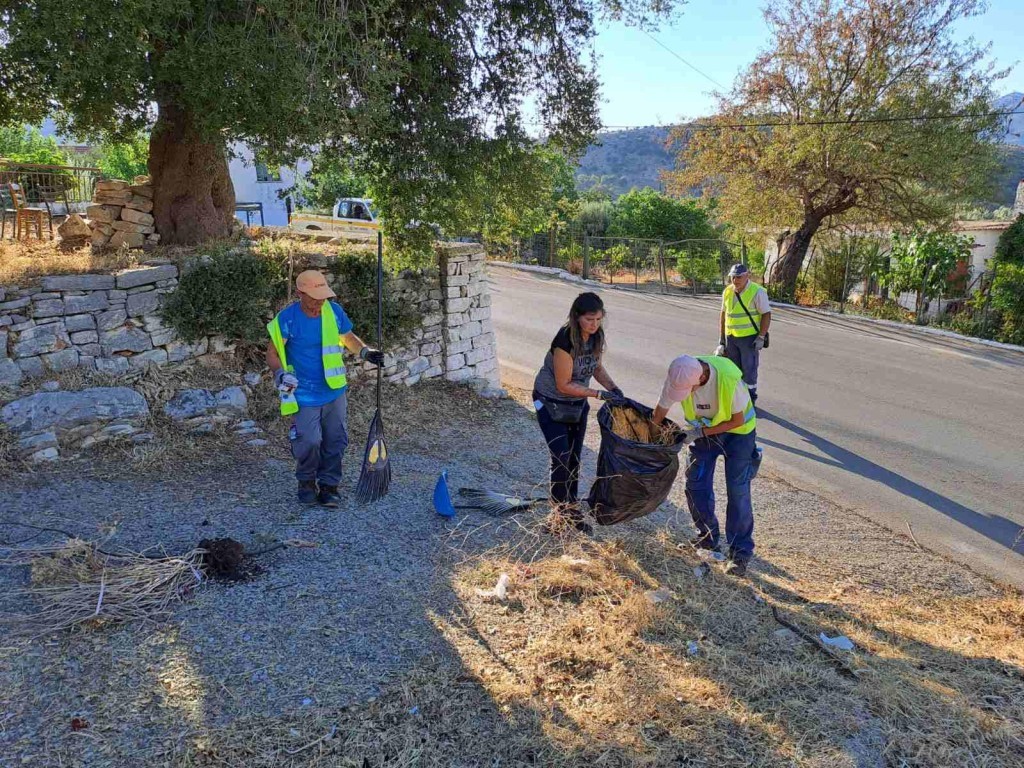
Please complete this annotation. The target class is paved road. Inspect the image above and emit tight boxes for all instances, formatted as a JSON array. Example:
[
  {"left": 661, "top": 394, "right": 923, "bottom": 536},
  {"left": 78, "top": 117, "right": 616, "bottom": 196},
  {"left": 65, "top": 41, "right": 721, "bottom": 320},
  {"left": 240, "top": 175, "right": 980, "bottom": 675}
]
[{"left": 489, "top": 267, "right": 1024, "bottom": 586}]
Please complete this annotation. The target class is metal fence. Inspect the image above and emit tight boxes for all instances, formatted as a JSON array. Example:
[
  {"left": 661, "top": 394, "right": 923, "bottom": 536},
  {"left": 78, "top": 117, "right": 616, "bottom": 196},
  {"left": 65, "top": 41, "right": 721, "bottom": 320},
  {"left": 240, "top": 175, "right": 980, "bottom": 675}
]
[
  {"left": 490, "top": 224, "right": 747, "bottom": 295},
  {"left": 0, "top": 159, "right": 101, "bottom": 221}
]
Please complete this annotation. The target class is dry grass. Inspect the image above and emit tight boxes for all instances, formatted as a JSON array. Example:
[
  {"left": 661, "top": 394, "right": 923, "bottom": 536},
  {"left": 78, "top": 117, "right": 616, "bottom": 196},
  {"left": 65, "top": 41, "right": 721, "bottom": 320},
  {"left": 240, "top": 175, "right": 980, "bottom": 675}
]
[
  {"left": 1, "top": 538, "right": 204, "bottom": 638},
  {"left": 610, "top": 404, "right": 680, "bottom": 445},
  {"left": 0, "top": 239, "right": 140, "bottom": 285}
]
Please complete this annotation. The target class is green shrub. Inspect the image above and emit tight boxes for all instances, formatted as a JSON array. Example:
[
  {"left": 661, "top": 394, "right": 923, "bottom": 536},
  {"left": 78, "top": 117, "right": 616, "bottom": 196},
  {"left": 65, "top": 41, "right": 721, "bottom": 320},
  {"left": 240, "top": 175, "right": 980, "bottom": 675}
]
[
  {"left": 673, "top": 248, "right": 720, "bottom": 286},
  {"left": 328, "top": 251, "right": 420, "bottom": 351},
  {"left": 162, "top": 250, "right": 287, "bottom": 343},
  {"left": 994, "top": 214, "right": 1024, "bottom": 266},
  {"left": 991, "top": 263, "right": 1024, "bottom": 345}
]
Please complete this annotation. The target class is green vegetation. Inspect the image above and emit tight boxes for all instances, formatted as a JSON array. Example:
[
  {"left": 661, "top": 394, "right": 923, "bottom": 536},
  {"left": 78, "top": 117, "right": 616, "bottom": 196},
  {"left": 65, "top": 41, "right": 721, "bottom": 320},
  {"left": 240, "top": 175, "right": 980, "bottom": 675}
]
[
  {"left": 95, "top": 132, "right": 150, "bottom": 180},
  {"left": 881, "top": 231, "right": 973, "bottom": 318},
  {"left": 0, "top": 124, "right": 67, "bottom": 165},
  {"left": 609, "top": 188, "right": 720, "bottom": 243}
]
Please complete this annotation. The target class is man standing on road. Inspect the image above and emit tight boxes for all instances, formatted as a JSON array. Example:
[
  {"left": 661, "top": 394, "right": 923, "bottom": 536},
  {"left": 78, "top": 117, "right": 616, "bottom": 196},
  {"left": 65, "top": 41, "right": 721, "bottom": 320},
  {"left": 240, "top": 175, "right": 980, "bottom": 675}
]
[
  {"left": 717, "top": 263, "right": 771, "bottom": 402},
  {"left": 652, "top": 354, "right": 761, "bottom": 576},
  {"left": 266, "top": 270, "right": 385, "bottom": 507}
]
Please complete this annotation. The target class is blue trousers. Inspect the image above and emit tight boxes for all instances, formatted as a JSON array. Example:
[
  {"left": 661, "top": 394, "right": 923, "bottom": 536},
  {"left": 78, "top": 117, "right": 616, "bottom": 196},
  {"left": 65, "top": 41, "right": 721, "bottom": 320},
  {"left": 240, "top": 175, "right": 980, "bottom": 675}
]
[
  {"left": 290, "top": 392, "right": 349, "bottom": 486},
  {"left": 534, "top": 391, "right": 589, "bottom": 506},
  {"left": 725, "top": 334, "right": 759, "bottom": 396},
  {"left": 684, "top": 430, "right": 759, "bottom": 560}
]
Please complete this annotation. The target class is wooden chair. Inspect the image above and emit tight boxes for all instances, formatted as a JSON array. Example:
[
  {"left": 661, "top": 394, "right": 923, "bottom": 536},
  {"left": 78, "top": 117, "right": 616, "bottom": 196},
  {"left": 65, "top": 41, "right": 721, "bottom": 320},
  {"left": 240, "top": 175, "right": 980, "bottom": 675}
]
[
  {"left": 9, "top": 182, "right": 52, "bottom": 240},
  {"left": 0, "top": 186, "right": 17, "bottom": 240}
]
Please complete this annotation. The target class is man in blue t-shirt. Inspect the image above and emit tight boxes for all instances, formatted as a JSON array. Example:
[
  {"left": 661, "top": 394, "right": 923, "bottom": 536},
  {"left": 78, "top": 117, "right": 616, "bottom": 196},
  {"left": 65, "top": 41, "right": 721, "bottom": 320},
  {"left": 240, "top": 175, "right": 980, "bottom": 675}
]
[{"left": 266, "top": 270, "right": 384, "bottom": 506}]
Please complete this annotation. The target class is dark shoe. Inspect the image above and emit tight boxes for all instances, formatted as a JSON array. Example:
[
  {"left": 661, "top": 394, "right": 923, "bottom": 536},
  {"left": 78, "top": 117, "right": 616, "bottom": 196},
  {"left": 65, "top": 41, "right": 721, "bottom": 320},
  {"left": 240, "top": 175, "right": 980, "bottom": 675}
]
[
  {"left": 724, "top": 558, "right": 749, "bottom": 577},
  {"left": 297, "top": 481, "right": 318, "bottom": 505},
  {"left": 690, "top": 534, "right": 720, "bottom": 552},
  {"left": 317, "top": 484, "right": 341, "bottom": 508}
]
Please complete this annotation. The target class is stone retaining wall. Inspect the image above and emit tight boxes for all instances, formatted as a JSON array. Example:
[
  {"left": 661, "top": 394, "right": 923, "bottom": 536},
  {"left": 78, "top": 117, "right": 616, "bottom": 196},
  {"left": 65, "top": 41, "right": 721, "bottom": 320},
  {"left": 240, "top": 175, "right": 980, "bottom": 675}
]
[{"left": 0, "top": 244, "right": 500, "bottom": 392}]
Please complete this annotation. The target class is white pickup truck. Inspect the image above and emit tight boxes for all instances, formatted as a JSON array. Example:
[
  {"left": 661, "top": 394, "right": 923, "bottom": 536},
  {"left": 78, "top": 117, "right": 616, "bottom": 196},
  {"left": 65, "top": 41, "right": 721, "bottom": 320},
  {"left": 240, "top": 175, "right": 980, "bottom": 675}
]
[{"left": 288, "top": 197, "right": 380, "bottom": 238}]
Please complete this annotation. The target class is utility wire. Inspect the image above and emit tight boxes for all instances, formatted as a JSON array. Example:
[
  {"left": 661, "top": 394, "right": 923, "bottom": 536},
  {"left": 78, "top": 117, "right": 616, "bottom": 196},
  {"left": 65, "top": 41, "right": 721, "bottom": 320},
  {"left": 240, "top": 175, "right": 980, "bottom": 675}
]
[{"left": 639, "top": 30, "right": 727, "bottom": 90}]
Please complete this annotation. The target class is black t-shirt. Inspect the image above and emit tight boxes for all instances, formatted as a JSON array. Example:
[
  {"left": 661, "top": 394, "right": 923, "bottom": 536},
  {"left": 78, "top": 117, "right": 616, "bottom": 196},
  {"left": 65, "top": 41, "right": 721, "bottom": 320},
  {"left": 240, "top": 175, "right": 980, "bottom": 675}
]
[{"left": 533, "top": 326, "right": 599, "bottom": 401}]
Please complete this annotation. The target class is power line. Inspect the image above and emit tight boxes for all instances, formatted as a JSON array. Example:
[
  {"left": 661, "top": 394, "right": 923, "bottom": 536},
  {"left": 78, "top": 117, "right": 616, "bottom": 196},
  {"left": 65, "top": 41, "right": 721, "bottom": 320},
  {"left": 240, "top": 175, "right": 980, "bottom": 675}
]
[
  {"left": 639, "top": 30, "right": 727, "bottom": 90},
  {"left": 529, "top": 108, "right": 1024, "bottom": 132}
]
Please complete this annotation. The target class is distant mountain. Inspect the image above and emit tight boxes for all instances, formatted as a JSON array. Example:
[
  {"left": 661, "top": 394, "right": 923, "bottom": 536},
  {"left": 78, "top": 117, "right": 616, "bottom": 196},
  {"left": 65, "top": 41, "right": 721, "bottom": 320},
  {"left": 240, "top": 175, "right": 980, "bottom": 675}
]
[
  {"left": 576, "top": 93, "right": 1024, "bottom": 206},
  {"left": 575, "top": 125, "right": 675, "bottom": 197},
  {"left": 995, "top": 92, "right": 1024, "bottom": 146}
]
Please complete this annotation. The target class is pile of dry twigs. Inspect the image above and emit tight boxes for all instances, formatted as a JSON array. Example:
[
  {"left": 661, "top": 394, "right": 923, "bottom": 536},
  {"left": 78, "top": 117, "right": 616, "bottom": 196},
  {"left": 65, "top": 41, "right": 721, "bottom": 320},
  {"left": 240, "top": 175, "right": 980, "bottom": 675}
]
[{"left": 609, "top": 405, "right": 680, "bottom": 446}]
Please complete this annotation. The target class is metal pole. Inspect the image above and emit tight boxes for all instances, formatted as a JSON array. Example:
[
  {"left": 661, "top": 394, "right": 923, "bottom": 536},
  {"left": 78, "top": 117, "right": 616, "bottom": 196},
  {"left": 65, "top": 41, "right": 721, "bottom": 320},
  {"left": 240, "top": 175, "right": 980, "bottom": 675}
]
[
  {"left": 633, "top": 241, "right": 639, "bottom": 289},
  {"left": 839, "top": 244, "right": 852, "bottom": 314},
  {"left": 583, "top": 235, "right": 590, "bottom": 280},
  {"left": 659, "top": 241, "right": 666, "bottom": 294}
]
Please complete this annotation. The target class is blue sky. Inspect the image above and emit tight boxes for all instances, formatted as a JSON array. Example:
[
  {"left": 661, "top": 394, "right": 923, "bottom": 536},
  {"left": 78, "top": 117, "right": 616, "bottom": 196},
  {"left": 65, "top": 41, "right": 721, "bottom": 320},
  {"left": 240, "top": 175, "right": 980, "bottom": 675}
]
[{"left": 593, "top": 0, "right": 1024, "bottom": 129}]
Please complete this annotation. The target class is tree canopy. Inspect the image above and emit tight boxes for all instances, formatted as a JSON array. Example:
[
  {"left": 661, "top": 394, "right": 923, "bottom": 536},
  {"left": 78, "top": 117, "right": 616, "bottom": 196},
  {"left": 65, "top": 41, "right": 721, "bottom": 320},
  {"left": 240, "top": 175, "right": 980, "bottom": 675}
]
[
  {"left": 668, "top": 0, "right": 1005, "bottom": 291},
  {"left": 1, "top": 0, "right": 678, "bottom": 249},
  {"left": 609, "top": 188, "right": 719, "bottom": 242}
]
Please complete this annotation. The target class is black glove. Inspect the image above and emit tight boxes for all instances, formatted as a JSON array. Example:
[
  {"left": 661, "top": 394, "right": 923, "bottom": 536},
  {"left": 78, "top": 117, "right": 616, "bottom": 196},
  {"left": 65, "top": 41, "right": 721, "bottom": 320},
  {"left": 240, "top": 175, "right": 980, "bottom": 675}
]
[
  {"left": 611, "top": 387, "right": 625, "bottom": 400},
  {"left": 360, "top": 346, "right": 385, "bottom": 366},
  {"left": 599, "top": 389, "right": 626, "bottom": 405}
]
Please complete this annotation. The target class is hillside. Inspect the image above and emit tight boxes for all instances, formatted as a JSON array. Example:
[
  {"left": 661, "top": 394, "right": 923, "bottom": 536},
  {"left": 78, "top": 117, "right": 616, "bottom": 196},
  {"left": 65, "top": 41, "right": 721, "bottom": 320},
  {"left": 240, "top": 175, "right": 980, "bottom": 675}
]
[{"left": 577, "top": 93, "right": 1024, "bottom": 206}]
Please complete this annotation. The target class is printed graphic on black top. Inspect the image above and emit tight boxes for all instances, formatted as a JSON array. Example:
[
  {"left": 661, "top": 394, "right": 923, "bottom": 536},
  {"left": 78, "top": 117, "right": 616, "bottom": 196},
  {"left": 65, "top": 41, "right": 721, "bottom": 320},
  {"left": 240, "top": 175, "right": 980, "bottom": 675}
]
[{"left": 551, "top": 326, "right": 599, "bottom": 383}]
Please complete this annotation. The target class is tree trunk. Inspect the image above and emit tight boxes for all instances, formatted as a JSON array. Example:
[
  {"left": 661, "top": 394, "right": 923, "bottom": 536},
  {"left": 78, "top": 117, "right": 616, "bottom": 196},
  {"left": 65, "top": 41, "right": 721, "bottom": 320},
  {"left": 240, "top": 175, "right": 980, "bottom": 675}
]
[
  {"left": 149, "top": 102, "right": 235, "bottom": 245},
  {"left": 769, "top": 216, "right": 823, "bottom": 294}
]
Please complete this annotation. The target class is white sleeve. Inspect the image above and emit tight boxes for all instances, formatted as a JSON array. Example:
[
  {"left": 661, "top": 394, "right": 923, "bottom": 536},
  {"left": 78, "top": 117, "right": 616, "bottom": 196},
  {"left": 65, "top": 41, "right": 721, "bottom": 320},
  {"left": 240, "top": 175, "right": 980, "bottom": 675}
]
[
  {"left": 732, "top": 384, "right": 751, "bottom": 415},
  {"left": 754, "top": 288, "right": 771, "bottom": 314}
]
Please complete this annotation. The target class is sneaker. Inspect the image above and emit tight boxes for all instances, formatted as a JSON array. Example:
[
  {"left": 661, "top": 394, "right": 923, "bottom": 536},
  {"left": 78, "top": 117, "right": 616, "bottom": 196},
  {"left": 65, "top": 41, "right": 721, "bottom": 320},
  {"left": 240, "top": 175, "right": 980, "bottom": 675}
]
[
  {"left": 317, "top": 484, "right": 341, "bottom": 508},
  {"left": 297, "top": 481, "right": 318, "bottom": 505},
  {"left": 724, "top": 558, "right": 749, "bottom": 577}
]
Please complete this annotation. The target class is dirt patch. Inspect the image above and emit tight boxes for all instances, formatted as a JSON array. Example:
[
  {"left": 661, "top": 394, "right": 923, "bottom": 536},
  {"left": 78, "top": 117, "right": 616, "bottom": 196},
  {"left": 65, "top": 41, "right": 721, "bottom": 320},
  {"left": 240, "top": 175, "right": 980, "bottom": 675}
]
[{"left": 197, "top": 538, "right": 250, "bottom": 581}]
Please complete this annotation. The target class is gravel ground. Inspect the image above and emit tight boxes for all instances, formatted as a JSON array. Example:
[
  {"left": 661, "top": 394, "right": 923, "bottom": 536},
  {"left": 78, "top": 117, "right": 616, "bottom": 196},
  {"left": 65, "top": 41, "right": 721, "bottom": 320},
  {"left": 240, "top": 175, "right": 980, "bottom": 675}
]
[{"left": 0, "top": 380, "right": 1002, "bottom": 766}]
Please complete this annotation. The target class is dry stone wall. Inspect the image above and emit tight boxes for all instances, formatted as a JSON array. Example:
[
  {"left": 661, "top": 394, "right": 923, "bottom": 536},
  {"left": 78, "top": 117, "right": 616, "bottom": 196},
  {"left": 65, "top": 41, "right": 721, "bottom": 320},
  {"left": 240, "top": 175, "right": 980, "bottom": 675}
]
[
  {"left": 0, "top": 243, "right": 501, "bottom": 394},
  {"left": 87, "top": 176, "right": 159, "bottom": 250}
]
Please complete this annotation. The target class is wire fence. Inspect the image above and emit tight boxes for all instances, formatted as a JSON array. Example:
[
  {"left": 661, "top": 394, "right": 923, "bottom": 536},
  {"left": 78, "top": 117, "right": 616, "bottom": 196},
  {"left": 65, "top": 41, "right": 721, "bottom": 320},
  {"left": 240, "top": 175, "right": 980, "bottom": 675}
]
[{"left": 488, "top": 224, "right": 747, "bottom": 295}]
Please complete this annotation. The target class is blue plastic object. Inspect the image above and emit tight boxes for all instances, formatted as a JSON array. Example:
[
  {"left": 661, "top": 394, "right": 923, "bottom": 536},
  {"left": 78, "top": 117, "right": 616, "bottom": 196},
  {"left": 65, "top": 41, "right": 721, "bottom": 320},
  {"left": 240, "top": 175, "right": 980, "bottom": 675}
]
[{"left": 433, "top": 470, "right": 457, "bottom": 518}]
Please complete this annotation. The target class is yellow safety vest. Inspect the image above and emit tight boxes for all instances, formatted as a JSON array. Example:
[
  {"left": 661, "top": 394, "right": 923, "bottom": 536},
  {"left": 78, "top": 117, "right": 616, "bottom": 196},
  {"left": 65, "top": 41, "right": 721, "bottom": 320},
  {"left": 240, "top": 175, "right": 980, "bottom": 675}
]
[
  {"left": 266, "top": 302, "right": 347, "bottom": 416},
  {"left": 723, "top": 280, "right": 764, "bottom": 338},
  {"left": 681, "top": 356, "right": 756, "bottom": 435}
]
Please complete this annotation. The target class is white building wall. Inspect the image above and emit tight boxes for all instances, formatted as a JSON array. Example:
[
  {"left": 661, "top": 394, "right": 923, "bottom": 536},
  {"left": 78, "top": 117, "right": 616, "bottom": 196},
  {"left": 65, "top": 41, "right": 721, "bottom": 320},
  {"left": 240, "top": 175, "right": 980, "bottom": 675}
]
[{"left": 227, "top": 143, "right": 312, "bottom": 228}]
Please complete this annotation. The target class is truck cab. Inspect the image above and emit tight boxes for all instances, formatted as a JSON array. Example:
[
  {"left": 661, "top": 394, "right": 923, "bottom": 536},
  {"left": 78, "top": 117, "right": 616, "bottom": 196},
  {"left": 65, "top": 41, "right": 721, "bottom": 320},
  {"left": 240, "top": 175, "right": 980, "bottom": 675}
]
[{"left": 289, "top": 197, "right": 380, "bottom": 237}]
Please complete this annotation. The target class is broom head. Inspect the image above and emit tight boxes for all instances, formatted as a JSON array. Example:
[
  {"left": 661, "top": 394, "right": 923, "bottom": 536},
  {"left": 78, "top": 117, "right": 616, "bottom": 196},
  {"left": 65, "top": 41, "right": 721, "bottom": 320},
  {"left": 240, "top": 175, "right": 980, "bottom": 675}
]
[{"left": 355, "top": 409, "right": 392, "bottom": 503}]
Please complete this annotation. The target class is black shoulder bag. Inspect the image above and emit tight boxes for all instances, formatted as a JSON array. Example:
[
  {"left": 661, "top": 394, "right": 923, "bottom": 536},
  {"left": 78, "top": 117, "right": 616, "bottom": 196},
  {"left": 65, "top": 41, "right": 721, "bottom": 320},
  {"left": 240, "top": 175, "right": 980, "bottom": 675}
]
[{"left": 734, "top": 290, "right": 770, "bottom": 348}]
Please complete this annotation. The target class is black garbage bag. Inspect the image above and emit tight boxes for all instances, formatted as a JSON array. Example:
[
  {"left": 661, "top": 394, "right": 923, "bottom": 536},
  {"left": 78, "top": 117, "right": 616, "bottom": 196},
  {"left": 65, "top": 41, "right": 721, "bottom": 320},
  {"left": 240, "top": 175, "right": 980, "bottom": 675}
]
[{"left": 587, "top": 399, "right": 688, "bottom": 526}]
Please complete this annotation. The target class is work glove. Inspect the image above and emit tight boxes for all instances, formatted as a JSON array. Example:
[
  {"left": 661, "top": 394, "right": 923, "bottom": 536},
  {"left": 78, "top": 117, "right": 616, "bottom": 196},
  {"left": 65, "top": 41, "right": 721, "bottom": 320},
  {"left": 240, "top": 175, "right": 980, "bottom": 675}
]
[
  {"left": 611, "top": 387, "right": 626, "bottom": 401},
  {"left": 713, "top": 344, "right": 726, "bottom": 357},
  {"left": 753, "top": 335, "right": 765, "bottom": 351},
  {"left": 359, "top": 346, "right": 385, "bottom": 366},
  {"left": 274, "top": 369, "right": 298, "bottom": 392},
  {"left": 598, "top": 390, "right": 627, "bottom": 406}
]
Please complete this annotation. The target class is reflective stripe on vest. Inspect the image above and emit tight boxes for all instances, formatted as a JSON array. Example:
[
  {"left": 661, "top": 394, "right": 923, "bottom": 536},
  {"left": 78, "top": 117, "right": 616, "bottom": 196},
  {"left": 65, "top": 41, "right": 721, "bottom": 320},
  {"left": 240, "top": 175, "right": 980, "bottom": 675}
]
[
  {"left": 681, "top": 356, "right": 756, "bottom": 435},
  {"left": 266, "top": 302, "right": 348, "bottom": 416},
  {"left": 723, "top": 281, "right": 763, "bottom": 338}
]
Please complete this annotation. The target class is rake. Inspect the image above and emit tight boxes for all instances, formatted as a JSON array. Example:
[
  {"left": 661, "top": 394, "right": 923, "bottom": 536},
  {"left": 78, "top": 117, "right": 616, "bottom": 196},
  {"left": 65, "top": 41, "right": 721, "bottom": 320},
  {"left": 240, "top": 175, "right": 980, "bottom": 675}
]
[
  {"left": 457, "top": 487, "right": 549, "bottom": 515},
  {"left": 355, "top": 232, "right": 392, "bottom": 503}
]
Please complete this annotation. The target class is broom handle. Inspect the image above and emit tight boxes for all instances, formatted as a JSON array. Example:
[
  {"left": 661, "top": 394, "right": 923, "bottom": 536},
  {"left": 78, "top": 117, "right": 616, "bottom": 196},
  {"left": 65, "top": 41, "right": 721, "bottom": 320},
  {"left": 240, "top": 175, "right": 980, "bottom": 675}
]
[{"left": 376, "top": 231, "right": 383, "bottom": 411}]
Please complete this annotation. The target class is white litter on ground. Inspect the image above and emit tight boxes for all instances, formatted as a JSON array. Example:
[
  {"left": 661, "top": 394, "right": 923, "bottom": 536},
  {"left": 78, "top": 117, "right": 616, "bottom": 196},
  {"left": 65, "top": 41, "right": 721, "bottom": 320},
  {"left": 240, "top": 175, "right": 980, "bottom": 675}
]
[{"left": 475, "top": 573, "right": 510, "bottom": 601}]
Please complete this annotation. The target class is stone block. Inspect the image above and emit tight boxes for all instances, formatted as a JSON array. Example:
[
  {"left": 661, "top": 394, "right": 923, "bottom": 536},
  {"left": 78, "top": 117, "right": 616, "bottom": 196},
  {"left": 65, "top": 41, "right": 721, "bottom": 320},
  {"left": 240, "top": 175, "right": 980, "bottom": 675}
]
[
  {"left": 472, "top": 332, "right": 496, "bottom": 349},
  {"left": 70, "top": 330, "right": 99, "bottom": 344},
  {"left": 0, "top": 316, "right": 10, "bottom": 328},
  {"left": 0, "top": 296, "right": 31, "bottom": 312},
  {"left": 41, "top": 274, "right": 115, "bottom": 292},
  {"left": 445, "top": 287, "right": 462, "bottom": 299},
  {"left": 445, "top": 353, "right": 465, "bottom": 370},
  {"left": 42, "top": 348, "right": 80, "bottom": 372},
  {"left": 78, "top": 344, "right": 101, "bottom": 357},
  {"left": 96, "top": 308, "right": 128, "bottom": 331},
  {"left": 129, "top": 348, "right": 169, "bottom": 369},
  {"left": 481, "top": 319, "right": 494, "bottom": 333},
  {"left": 17, "top": 431, "right": 58, "bottom": 458},
  {"left": 419, "top": 341, "right": 442, "bottom": 356},
  {"left": 108, "top": 290, "right": 127, "bottom": 301},
  {"left": 447, "top": 339, "right": 473, "bottom": 355},
  {"left": 164, "top": 389, "right": 217, "bottom": 420},
  {"left": 95, "top": 179, "right": 129, "bottom": 192},
  {"left": 447, "top": 274, "right": 470, "bottom": 287},
  {"left": 446, "top": 297, "right": 473, "bottom": 313},
  {"left": 28, "top": 447, "right": 60, "bottom": 463},
  {"left": 65, "top": 314, "right": 96, "bottom": 333},
  {"left": 13, "top": 328, "right": 62, "bottom": 358},
  {"left": 94, "top": 356, "right": 130, "bottom": 375},
  {"left": 216, "top": 386, "right": 248, "bottom": 415},
  {"left": 479, "top": 294, "right": 492, "bottom": 307},
  {"left": 129, "top": 183, "right": 153, "bottom": 199},
  {"left": 109, "top": 231, "right": 146, "bottom": 249},
  {"left": 111, "top": 219, "right": 151, "bottom": 233},
  {"left": 31, "top": 299, "right": 64, "bottom": 319},
  {"left": 406, "top": 356, "right": 430, "bottom": 376},
  {"left": 63, "top": 292, "right": 109, "bottom": 315},
  {"left": 445, "top": 367, "right": 475, "bottom": 383},
  {"left": 0, "top": 386, "right": 149, "bottom": 435},
  {"left": 126, "top": 291, "right": 160, "bottom": 317},
  {"left": 461, "top": 320, "right": 482, "bottom": 339},
  {"left": 465, "top": 346, "right": 495, "bottom": 366},
  {"left": 446, "top": 312, "right": 468, "bottom": 328},
  {"left": 86, "top": 205, "right": 120, "bottom": 224},
  {"left": 469, "top": 307, "right": 491, "bottom": 322},
  {"left": 0, "top": 358, "right": 23, "bottom": 387},
  {"left": 125, "top": 284, "right": 154, "bottom": 295},
  {"left": 120, "top": 207, "right": 154, "bottom": 226},
  {"left": 102, "top": 326, "right": 152, "bottom": 354},
  {"left": 124, "top": 195, "right": 154, "bottom": 213},
  {"left": 151, "top": 328, "right": 176, "bottom": 346},
  {"left": 93, "top": 191, "right": 132, "bottom": 206},
  {"left": 115, "top": 264, "right": 178, "bottom": 289},
  {"left": 16, "top": 356, "right": 46, "bottom": 379},
  {"left": 423, "top": 364, "right": 444, "bottom": 379},
  {"left": 210, "top": 338, "right": 235, "bottom": 354}
]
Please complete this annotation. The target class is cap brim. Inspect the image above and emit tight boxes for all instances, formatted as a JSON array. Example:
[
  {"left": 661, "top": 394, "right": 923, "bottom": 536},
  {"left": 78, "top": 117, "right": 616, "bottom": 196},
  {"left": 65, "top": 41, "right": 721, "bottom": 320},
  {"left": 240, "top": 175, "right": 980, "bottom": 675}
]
[{"left": 302, "top": 285, "right": 336, "bottom": 300}]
